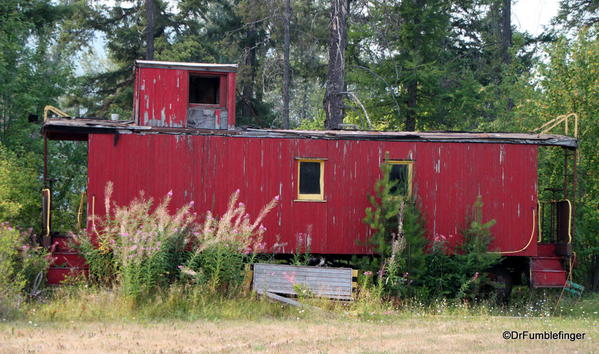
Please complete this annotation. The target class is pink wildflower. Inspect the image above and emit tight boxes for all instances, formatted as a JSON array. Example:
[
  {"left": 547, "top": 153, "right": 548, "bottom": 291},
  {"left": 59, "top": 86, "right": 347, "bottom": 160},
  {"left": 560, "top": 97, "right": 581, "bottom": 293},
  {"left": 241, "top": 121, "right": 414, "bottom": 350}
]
[
  {"left": 274, "top": 195, "right": 280, "bottom": 201},
  {"left": 363, "top": 271, "right": 373, "bottom": 276},
  {"left": 259, "top": 224, "right": 267, "bottom": 231},
  {"left": 238, "top": 202, "right": 245, "bottom": 208},
  {"left": 189, "top": 200, "right": 195, "bottom": 207},
  {"left": 235, "top": 189, "right": 240, "bottom": 194},
  {"left": 167, "top": 190, "right": 173, "bottom": 197},
  {"left": 130, "top": 245, "right": 137, "bottom": 251},
  {"left": 120, "top": 232, "right": 129, "bottom": 237},
  {"left": 472, "top": 272, "right": 479, "bottom": 281}
]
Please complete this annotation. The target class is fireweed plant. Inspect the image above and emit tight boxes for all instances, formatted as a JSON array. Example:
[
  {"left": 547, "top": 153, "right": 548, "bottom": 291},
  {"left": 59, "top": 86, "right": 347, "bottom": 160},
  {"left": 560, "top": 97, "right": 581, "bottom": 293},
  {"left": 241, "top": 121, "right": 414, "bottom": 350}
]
[{"left": 75, "top": 182, "right": 278, "bottom": 300}]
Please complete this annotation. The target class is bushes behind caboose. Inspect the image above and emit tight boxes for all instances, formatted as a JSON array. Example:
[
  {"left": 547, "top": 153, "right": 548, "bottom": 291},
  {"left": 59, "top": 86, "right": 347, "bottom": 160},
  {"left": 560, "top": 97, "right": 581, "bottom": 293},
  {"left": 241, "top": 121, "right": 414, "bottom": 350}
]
[
  {"left": 363, "top": 161, "right": 502, "bottom": 303},
  {"left": 75, "top": 182, "right": 277, "bottom": 301},
  {"left": 0, "top": 223, "right": 50, "bottom": 318}
]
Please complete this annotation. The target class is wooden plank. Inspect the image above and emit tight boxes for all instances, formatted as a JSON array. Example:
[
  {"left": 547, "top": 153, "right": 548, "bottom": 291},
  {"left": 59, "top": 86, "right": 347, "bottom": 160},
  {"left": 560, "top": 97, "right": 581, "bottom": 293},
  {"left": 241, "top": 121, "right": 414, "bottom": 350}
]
[{"left": 253, "top": 263, "right": 354, "bottom": 300}]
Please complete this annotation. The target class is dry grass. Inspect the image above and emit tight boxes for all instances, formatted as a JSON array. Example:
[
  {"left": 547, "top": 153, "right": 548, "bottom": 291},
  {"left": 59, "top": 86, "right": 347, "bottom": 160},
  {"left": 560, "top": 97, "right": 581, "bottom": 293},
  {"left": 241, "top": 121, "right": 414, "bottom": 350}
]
[{"left": 1, "top": 315, "right": 596, "bottom": 353}]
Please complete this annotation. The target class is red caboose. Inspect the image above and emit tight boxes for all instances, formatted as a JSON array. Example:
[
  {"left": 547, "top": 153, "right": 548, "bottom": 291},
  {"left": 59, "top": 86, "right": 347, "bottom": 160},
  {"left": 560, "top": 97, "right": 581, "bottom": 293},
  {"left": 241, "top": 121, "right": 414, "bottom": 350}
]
[{"left": 42, "top": 60, "right": 577, "bottom": 289}]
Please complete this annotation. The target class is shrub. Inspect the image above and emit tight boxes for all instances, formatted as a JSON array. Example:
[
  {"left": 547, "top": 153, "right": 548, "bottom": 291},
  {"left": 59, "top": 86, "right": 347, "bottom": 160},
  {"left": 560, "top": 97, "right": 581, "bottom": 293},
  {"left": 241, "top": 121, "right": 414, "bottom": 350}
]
[
  {"left": 77, "top": 183, "right": 278, "bottom": 299},
  {"left": 0, "top": 145, "right": 41, "bottom": 228},
  {"left": 363, "top": 156, "right": 428, "bottom": 296},
  {"left": 0, "top": 223, "right": 50, "bottom": 318},
  {"left": 420, "top": 196, "right": 501, "bottom": 302}
]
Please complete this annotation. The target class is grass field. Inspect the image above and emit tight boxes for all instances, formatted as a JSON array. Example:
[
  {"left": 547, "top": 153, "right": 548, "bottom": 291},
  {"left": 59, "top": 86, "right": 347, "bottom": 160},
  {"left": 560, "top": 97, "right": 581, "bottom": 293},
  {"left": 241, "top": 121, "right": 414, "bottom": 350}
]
[
  {"left": 1, "top": 312, "right": 597, "bottom": 352},
  {"left": 1, "top": 288, "right": 597, "bottom": 353}
]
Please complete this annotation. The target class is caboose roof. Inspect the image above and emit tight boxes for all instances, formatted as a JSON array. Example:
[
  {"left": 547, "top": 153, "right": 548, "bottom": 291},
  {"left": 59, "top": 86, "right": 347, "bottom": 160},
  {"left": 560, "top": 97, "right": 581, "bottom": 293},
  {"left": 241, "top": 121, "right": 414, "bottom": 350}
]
[
  {"left": 135, "top": 60, "right": 237, "bottom": 72},
  {"left": 42, "top": 118, "right": 578, "bottom": 148}
]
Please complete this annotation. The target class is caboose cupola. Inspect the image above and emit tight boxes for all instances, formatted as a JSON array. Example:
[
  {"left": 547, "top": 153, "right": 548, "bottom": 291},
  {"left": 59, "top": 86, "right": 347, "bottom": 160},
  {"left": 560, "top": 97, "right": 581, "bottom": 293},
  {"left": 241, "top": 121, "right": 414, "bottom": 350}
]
[{"left": 133, "top": 60, "right": 237, "bottom": 129}]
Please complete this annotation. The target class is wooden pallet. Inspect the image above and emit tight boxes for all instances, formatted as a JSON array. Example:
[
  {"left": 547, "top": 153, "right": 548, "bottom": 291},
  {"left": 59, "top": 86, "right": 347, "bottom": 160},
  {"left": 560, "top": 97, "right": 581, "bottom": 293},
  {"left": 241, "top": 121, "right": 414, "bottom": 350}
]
[{"left": 252, "top": 263, "right": 357, "bottom": 304}]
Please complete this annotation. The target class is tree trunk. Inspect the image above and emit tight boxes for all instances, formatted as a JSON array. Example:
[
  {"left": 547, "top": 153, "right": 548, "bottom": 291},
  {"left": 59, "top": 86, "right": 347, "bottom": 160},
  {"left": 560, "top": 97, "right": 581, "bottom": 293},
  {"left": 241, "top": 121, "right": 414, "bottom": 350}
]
[
  {"left": 323, "top": 0, "right": 348, "bottom": 130},
  {"left": 406, "top": 80, "right": 417, "bottom": 131},
  {"left": 282, "top": 0, "right": 292, "bottom": 129},
  {"left": 240, "top": 26, "right": 258, "bottom": 121},
  {"left": 501, "top": 0, "right": 511, "bottom": 65},
  {"left": 145, "top": 0, "right": 154, "bottom": 60}
]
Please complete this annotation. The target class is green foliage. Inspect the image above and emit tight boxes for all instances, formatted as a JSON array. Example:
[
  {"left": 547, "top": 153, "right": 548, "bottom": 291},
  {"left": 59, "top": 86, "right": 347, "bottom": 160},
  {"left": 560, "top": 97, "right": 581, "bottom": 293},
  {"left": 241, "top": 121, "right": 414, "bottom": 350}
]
[
  {"left": 495, "top": 25, "right": 599, "bottom": 289},
  {"left": 363, "top": 155, "right": 428, "bottom": 295},
  {"left": 0, "top": 223, "right": 50, "bottom": 318},
  {"left": 420, "top": 196, "right": 501, "bottom": 302},
  {"left": 0, "top": 145, "right": 41, "bottom": 227}
]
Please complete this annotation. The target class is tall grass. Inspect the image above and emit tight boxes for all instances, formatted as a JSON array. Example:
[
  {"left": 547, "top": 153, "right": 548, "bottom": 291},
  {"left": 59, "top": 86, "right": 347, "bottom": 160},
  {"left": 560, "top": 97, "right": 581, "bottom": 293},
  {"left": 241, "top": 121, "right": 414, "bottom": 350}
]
[{"left": 75, "top": 182, "right": 278, "bottom": 301}]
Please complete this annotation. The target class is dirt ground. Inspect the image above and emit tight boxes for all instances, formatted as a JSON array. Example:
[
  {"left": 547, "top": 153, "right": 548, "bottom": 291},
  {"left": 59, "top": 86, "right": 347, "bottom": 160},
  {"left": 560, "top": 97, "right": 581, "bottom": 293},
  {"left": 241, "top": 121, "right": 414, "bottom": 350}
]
[{"left": 1, "top": 316, "right": 596, "bottom": 353}]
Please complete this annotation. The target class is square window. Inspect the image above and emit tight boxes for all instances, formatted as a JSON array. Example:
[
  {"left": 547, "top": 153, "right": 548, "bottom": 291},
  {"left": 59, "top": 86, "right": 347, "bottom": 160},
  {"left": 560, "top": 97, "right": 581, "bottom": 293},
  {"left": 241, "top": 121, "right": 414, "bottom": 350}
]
[
  {"left": 297, "top": 159, "right": 325, "bottom": 200},
  {"left": 189, "top": 75, "right": 220, "bottom": 104},
  {"left": 387, "top": 161, "right": 413, "bottom": 196}
]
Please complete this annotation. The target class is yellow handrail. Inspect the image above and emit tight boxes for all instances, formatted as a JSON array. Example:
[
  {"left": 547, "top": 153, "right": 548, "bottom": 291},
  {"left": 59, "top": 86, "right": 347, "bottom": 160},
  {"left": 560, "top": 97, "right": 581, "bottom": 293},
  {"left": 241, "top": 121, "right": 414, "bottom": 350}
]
[
  {"left": 42, "top": 188, "right": 51, "bottom": 238},
  {"left": 77, "top": 192, "right": 87, "bottom": 230},
  {"left": 491, "top": 208, "right": 536, "bottom": 254},
  {"left": 91, "top": 195, "right": 96, "bottom": 233},
  {"left": 538, "top": 199, "right": 573, "bottom": 244},
  {"left": 563, "top": 199, "right": 573, "bottom": 244},
  {"left": 537, "top": 201, "right": 542, "bottom": 243},
  {"left": 43, "top": 105, "right": 70, "bottom": 122},
  {"left": 531, "top": 113, "right": 578, "bottom": 138}
]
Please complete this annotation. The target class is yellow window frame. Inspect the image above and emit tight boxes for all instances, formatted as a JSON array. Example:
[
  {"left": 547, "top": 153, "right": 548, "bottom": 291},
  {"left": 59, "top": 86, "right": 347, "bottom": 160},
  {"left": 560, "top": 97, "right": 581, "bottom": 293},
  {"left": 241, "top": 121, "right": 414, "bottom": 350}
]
[
  {"left": 296, "top": 158, "right": 325, "bottom": 201},
  {"left": 386, "top": 160, "right": 414, "bottom": 197}
]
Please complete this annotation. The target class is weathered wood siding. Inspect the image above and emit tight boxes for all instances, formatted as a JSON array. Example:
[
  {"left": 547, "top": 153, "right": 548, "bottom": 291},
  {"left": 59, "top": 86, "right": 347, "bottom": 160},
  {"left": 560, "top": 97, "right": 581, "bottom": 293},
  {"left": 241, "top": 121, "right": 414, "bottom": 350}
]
[
  {"left": 133, "top": 66, "right": 236, "bottom": 128},
  {"left": 253, "top": 264, "right": 354, "bottom": 300},
  {"left": 87, "top": 133, "right": 538, "bottom": 256}
]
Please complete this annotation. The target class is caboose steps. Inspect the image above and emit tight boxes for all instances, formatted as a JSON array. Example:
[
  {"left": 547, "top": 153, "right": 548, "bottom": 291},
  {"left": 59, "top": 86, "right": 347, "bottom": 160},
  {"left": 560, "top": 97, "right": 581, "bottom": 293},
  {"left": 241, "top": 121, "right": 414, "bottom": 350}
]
[
  {"left": 537, "top": 243, "right": 558, "bottom": 257},
  {"left": 47, "top": 267, "right": 87, "bottom": 285},
  {"left": 530, "top": 256, "right": 567, "bottom": 288},
  {"left": 47, "top": 234, "right": 87, "bottom": 285}
]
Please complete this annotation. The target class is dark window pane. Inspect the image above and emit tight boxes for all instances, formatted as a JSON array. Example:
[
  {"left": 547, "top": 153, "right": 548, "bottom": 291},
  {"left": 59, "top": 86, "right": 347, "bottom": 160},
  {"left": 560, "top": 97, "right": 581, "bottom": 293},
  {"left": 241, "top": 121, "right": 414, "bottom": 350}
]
[
  {"left": 389, "top": 164, "right": 409, "bottom": 195},
  {"left": 299, "top": 162, "right": 321, "bottom": 195},
  {"left": 189, "top": 76, "right": 220, "bottom": 104}
]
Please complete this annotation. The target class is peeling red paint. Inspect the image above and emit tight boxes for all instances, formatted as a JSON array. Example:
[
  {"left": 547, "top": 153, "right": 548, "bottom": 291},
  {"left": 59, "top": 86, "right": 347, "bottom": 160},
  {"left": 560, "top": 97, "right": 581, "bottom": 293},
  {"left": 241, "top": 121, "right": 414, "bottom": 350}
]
[
  {"left": 133, "top": 63, "right": 236, "bottom": 128},
  {"left": 87, "top": 134, "right": 538, "bottom": 256}
]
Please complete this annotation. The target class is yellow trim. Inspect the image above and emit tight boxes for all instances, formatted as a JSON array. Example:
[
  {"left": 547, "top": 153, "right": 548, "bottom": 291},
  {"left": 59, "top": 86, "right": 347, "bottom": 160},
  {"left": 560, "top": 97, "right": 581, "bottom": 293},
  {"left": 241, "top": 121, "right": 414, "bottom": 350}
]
[
  {"left": 42, "top": 188, "right": 51, "bottom": 238},
  {"left": 386, "top": 160, "right": 414, "bottom": 197},
  {"left": 297, "top": 159, "right": 325, "bottom": 201},
  {"left": 563, "top": 199, "right": 573, "bottom": 244},
  {"left": 538, "top": 199, "right": 573, "bottom": 244},
  {"left": 43, "top": 105, "right": 70, "bottom": 122},
  {"left": 491, "top": 208, "right": 536, "bottom": 254},
  {"left": 91, "top": 195, "right": 96, "bottom": 232},
  {"left": 77, "top": 192, "right": 86, "bottom": 230},
  {"left": 537, "top": 201, "right": 543, "bottom": 243}
]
